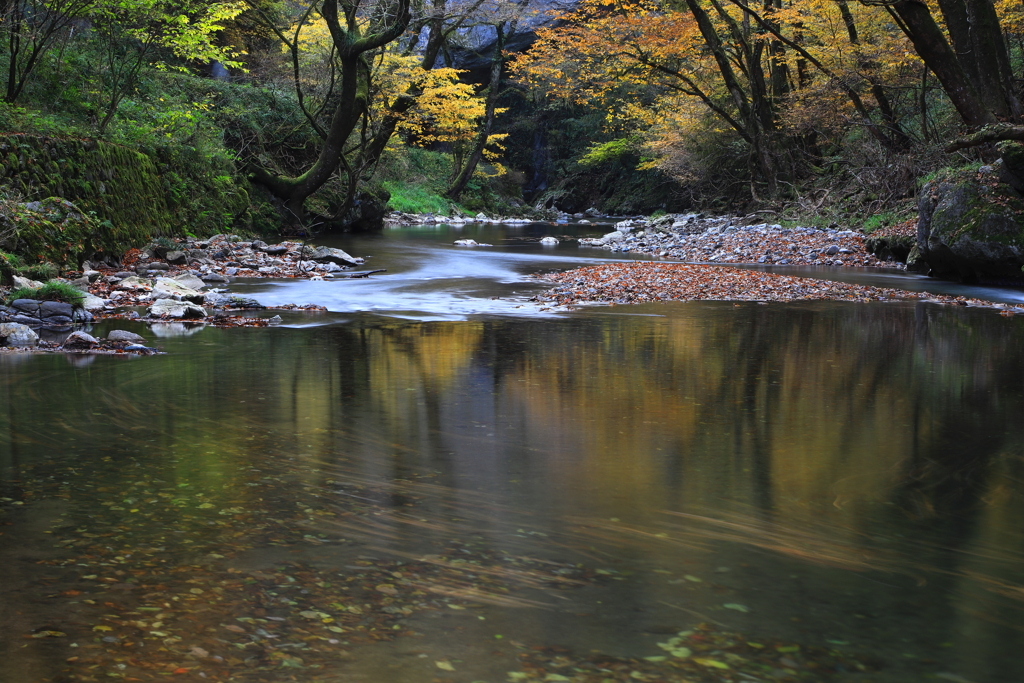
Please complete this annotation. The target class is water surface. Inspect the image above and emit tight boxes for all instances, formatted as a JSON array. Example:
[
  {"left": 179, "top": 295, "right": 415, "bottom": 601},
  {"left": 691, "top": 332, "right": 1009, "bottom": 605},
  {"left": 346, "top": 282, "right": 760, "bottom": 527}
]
[{"left": 2, "top": 222, "right": 1024, "bottom": 683}]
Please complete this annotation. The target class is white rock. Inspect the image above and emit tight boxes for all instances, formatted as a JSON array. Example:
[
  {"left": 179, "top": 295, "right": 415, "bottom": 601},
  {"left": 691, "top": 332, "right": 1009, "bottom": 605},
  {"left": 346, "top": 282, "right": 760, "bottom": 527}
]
[
  {"left": 0, "top": 322, "right": 38, "bottom": 347},
  {"left": 149, "top": 299, "right": 207, "bottom": 319},
  {"left": 172, "top": 273, "right": 206, "bottom": 291},
  {"left": 80, "top": 293, "right": 106, "bottom": 311},
  {"left": 117, "top": 276, "right": 152, "bottom": 291},
  {"left": 540, "top": 236, "right": 559, "bottom": 245},
  {"left": 12, "top": 276, "right": 42, "bottom": 290},
  {"left": 153, "top": 278, "right": 204, "bottom": 303}
]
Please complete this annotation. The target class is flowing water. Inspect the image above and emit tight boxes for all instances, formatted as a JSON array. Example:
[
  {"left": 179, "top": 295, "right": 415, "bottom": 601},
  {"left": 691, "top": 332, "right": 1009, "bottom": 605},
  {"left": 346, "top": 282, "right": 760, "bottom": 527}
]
[{"left": 2, "top": 221, "right": 1024, "bottom": 683}]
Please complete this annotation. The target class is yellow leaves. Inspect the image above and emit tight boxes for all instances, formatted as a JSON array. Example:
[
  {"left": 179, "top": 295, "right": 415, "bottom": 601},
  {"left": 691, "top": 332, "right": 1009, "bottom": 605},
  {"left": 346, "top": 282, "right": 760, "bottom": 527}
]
[{"left": 381, "top": 61, "right": 491, "bottom": 147}]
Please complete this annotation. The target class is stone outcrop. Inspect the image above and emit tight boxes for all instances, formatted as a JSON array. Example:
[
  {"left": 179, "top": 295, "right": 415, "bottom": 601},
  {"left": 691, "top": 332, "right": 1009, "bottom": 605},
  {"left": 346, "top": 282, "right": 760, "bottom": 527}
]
[{"left": 916, "top": 160, "right": 1024, "bottom": 283}]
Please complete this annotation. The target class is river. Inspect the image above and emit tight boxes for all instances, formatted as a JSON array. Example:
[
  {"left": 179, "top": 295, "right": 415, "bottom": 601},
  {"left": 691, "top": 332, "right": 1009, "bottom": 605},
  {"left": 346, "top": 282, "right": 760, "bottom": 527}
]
[{"left": 2, "top": 220, "right": 1023, "bottom": 683}]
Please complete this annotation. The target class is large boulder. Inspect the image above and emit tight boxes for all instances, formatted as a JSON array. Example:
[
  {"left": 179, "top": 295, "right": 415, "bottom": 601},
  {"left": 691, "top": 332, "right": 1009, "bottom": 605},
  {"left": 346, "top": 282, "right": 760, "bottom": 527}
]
[
  {"left": 0, "top": 323, "right": 38, "bottom": 347},
  {"left": 917, "top": 160, "right": 1024, "bottom": 283}
]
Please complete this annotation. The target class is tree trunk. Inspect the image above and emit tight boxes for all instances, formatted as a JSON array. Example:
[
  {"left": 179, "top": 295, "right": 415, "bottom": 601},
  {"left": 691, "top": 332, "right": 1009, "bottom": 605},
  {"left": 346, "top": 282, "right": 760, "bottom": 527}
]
[
  {"left": 247, "top": 0, "right": 411, "bottom": 223},
  {"left": 447, "top": 22, "right": 508, "bottom": 200},
  {"left": 889, "top": 0, "right": 996, "bottom": 127}
]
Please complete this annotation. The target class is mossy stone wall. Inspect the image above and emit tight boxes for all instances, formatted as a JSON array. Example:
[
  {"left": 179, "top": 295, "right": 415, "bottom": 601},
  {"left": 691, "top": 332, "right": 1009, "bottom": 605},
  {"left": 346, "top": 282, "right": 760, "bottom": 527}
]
[{"left": 0, "top": 134, "right": 171, "bottom": 247}]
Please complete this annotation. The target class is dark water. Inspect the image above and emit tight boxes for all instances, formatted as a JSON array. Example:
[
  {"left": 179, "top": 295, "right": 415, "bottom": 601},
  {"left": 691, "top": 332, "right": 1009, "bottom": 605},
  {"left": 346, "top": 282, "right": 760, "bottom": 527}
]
[{"left": 2, "top": 223, "right": 1024, "bottom": 683}]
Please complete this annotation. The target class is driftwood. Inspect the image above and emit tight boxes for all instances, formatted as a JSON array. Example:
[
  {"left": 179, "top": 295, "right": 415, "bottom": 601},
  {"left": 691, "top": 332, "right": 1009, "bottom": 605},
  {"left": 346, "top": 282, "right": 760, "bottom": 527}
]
[{"left": 335, "top": 269, "right": 386, "bottom": 278}]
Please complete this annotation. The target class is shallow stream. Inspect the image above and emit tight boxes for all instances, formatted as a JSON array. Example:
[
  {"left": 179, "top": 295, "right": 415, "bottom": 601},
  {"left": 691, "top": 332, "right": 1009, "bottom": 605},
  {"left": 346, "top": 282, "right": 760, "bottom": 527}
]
[{"left": 2, "top": 221, "right": 1024, "bottom": 683}]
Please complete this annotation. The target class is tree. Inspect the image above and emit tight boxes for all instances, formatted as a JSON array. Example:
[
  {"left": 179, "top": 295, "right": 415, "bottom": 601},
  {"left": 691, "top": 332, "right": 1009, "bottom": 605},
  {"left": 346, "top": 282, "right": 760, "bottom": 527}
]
[
  {"left": 513, "top": 0, "right": 921, "bottom": 196},
  {"left": 243, "top": 0, "right": 412, "bottom": 223},
  {"left": 89, "top": 0, "right": 244, "bottom": 135},
  {"left": 1, "top": 0, "right": 97, "bottom": 102}
]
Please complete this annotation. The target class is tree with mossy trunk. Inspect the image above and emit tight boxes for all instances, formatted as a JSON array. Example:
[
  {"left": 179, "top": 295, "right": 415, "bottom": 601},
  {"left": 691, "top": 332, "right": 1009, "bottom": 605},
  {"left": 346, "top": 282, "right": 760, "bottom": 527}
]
[{"left": 244, "top": 0, "right": 411, "bottom": 224}]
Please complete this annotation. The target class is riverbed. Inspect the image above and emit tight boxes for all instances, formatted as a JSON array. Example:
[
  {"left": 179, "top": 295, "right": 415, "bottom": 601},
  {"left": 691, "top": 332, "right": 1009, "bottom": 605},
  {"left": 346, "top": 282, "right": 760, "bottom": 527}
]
[{"left": 2, "top": 221, "right": 1024, "bottom": 683}]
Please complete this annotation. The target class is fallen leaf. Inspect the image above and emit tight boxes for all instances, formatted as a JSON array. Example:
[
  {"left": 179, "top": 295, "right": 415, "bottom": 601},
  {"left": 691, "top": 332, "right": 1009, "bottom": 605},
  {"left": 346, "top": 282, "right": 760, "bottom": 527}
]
[
  {"left": 723, "top": 603, "right": 749, "bottom": 612},
  {"left": 693, "top": 658, "right": 730, "bottom": 669},
  {"left": 435, "top": 660, "right": 455, "bottom": 671}
]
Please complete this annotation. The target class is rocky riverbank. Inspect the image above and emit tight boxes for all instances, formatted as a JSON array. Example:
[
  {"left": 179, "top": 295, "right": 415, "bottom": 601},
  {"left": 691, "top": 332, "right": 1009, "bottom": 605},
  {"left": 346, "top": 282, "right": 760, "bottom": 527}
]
[
  {"left": 576, "top": 214, "right": 897, "bottom": 267},
  {"left": 534, "top": 262, "right": 1024, "bottom": 313},
  {"left": 0, "top": 233, "right": 376, "bottom": 353}
]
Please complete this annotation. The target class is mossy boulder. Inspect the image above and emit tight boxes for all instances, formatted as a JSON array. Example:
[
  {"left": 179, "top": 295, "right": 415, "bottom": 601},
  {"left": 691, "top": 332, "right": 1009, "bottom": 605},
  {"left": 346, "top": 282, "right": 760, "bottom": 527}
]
[{"left": 917, "top": 161, "right": 1024, "bottom": 283}]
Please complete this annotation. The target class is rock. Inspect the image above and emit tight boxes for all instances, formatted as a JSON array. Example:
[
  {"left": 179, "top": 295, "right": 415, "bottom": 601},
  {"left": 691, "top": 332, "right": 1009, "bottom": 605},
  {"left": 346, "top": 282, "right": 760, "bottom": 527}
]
[
  {"left": 39, "top": 301, "right": 75, "bottom": 319},
  {"left": 118, "top": 276, "right": 152, "bottom": 291},
  {"left": 72, "top": 308, "right": 93, "bottom": 323},
  {"left": 917, "top": 167, "right": 1024, "bottom": 282},
  {"left": 475, "top": 212, "right": 488, "bottom": 220},
  {"left": 825, "top": 245, "right": 840, "bottom": 255},
  {"left": 62, "top": 330, "right": 98, "bottom": 349},
  {"left": 264, "top": 245, "right": 289, "bottom": 256},
  {"left": 165, "top": 250, "right": 187, "bottom": 265},
  {"left": 171, "top": 273, "right": 206, "bottom": 291},
  {"left": 200, "top": 272, "right": 229, "bottom": 283},
  {"left": 13, "top": 275, "right": 42, "bottom": 289},
  {"left": 0, "top": 323, "right": 38, "bottom": 347},
  {"left": 601, "top": 231, "right": 626, "bottom": 244},
  {"left": 70, "top": 276, "right": 91, "bottom": 290},
  {"left": 11, "top": 299, "right": 39, "bottom": 314},
  {"left": 225, "top": 296, "right": 264, "bottom": 309},
  {"left": 308, "top": 246, "right": 364, "bottom": 266},
  {"left": 320, "top": 262, "right": 345, "bottom": 273},
  {"left": 251, "top": 240, "right": 269, "bottom": 251},
  {"left": 107, "top": 329, "right": 147, "bottom": 343},
  {"left": 267, "top": 315, "right": 283, "bottom": 325},
  {"left": 203, "top": 292, "right": 230, "bottom": 306},
  {"left": 149, "top": 299, "right": 207, "bottom": 319},
  {"left": 138, "top": 261, "right": 170, "bottom": 273},
  {"left": 153, "top": 278, "right": 205, "bottom": 303},
  {"left": 454, "top": 239, "right": 479, "bottom": 246},
  {"left": 585, "top": 207, "right": 600, "bottom": 217},
  {"left": 540, "top": 236, "right": 559, "bottom": 245},
  {"left": 83, "top": 270, "right": 102, "bottom": 283},
  {"left": 80, "top": 294, "right": 106, "bottom": 311}
]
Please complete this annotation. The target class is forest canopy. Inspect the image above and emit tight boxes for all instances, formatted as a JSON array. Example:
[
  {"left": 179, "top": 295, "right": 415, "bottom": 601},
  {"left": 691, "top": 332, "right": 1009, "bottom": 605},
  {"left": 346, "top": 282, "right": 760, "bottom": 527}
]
[{"left": 1, "top": 0, "right": 1023, "bottom": 228}]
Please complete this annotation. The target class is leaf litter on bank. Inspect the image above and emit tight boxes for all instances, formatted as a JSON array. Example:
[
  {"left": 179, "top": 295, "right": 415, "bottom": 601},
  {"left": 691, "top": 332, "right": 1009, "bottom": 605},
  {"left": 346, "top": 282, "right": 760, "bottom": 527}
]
[{"left": 534, "top": 262, "right": 1024, "bottom": 313}]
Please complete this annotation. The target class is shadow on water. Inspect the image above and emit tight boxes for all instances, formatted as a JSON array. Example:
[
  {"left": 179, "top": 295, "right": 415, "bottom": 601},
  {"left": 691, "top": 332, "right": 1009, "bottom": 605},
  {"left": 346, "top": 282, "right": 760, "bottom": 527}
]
[{"left": 2, "top": 298, "right": 1024, "bottom": 681}]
